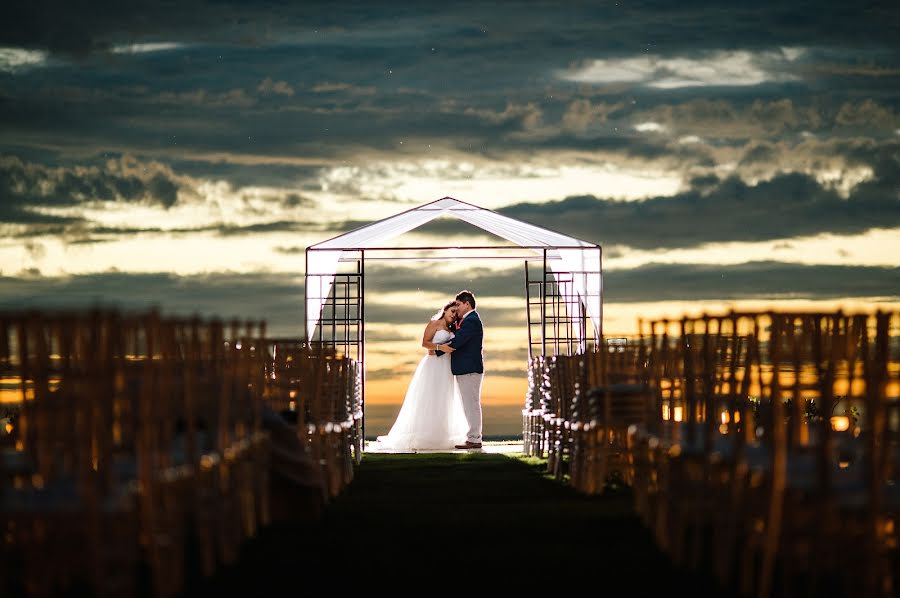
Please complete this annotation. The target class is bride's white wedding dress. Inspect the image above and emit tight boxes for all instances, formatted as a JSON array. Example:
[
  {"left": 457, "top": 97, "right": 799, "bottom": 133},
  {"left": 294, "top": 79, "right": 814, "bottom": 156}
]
[{"left": 371, "top": 329, "right": 469, "bottom": 450}]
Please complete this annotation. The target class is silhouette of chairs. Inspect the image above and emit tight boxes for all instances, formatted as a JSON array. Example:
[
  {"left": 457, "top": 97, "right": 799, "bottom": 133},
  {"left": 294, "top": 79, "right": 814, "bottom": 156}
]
[
  {"left": 526, "top": 339, "right": 652, "bottom": 494},
  {"left": 524, "top": 308, "right": 900, "bottom": 596},
  {"left": 545, "top": 354, "right": 578, "bottom": 480},
  {"left": 522, "top": 355, "right": 546, "bottom": 458},
  {"left": 0, "top": 310, "right": 141, "bottom": 596},
  {"left": 636, "top": 310, "right": 900, "bottom": 597},
  {"left": 580, "top": 341, "right": 650, "bottom": 495},
  {"left": 265, "top": 341, "right": 360, "bottom": 502},
  {"left": 0, "top": 309, "right": 278, "bottom": 597},
  {"left": 725, "top": 312, "right": 899, "bottom": 597}
]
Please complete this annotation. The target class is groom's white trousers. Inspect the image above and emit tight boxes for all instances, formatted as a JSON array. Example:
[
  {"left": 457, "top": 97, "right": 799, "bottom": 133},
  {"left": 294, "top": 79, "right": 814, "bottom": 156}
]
[{"left": 456, "top": 373, "right": 484, "bottom": 443}]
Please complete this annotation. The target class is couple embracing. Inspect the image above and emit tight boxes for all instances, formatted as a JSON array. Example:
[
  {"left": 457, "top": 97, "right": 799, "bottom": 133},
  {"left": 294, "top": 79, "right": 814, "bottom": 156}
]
[{"left": 372, "top": 290, "right": 484, "bottom": 451}]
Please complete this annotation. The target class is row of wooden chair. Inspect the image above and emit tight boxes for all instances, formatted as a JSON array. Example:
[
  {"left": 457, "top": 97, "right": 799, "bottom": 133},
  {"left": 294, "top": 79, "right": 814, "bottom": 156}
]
[
  {"left": 522, "top": 340, "right": 649, "bottom": 495},
  {"left": 522, "top": 356, "right": 545, "bottom": 458},
  {"left": 525, "top": 309, "right": 900, "bottom": 597},
  {"left": 265, "top": 340, "right": 362, "bottom": 500},
  {"left": 632, "top": 311, "right": 900, "bottom": 597},
  {"left": 0, "top": 310, "right": 271, "bottom": 597}
]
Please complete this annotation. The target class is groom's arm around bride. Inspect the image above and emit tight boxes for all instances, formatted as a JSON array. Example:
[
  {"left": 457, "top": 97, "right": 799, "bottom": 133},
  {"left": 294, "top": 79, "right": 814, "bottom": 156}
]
[
  {"left": 437, "top": 299, "right": 483, "bottom": 375},
  {"left": 440, "top": 313, "right": 482, "bottom": 368}
]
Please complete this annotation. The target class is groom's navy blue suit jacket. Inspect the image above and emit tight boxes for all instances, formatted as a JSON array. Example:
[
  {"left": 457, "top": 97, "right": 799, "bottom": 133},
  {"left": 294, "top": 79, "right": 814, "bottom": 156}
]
[{"left": 440, "top": 310, "right": 484, "bottom": 375}]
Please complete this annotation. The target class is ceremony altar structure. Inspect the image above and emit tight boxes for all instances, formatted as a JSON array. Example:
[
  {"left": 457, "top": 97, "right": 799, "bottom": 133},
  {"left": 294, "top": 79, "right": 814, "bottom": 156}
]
[{"left": 304, "top": 197, "right": 603, "bottom": 440}]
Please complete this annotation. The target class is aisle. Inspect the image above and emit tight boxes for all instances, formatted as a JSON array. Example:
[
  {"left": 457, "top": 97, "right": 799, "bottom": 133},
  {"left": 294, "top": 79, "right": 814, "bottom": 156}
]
[
  {"left": 363, "top": 439, "right": 524, "bottom": 454},
  {"left": 187, "top": 453, "right": 726, "bottom": 595}
]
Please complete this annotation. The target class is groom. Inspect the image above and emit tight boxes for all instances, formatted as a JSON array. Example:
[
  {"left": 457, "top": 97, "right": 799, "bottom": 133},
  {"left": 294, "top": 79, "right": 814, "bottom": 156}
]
[{"left": 436, "top": 289, "right": 484, "bottom": 449}]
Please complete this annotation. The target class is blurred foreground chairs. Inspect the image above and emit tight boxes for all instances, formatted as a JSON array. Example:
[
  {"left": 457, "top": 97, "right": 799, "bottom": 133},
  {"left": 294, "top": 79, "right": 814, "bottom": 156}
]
[
  {"left": 525, "top": 309, "right": 900, "bottom": 597},
  {"left": 0, "top": 309, "right": 361, "bottom": 597},
  {"left": 638, "top": 312, "right": 899, "bottom": 597},
  {"left": 266, "top": 340, "right": 362, "bottom": 502},
  {"left": 523, "top": 338, "right": 650, "bottom": 495}
]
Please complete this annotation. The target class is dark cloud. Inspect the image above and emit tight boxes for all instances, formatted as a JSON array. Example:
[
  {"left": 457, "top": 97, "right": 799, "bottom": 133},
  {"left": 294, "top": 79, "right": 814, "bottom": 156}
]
[
  {"left": 1, "top": 262, "right": 892, "bottom": 341},
  {"left": 1, "top": 1, "right": 243, "bottom": 55},
  {"left": 146, "top": 173, "right": 178, "bottom": 208},
  {"left": 0, "top": 0, "right": 897, "bottom": 168},
  {"left": 0, "top": 271, "right": 306, "bottom": 336},
  {"left": 1, "top": 181, "right": 330, "bottom": 242},
  {"left": 605, "top": 261, "right": 900, "bottom": 302},
  {"left": 629, "top": 98, "right": 802, "bottom": 139},
  {"left": 162, "top": 158, "right": 325, "bottom": 190},
  {"left": 0, "top": 156, "right": 183, "bottom": 225},
  {"left": 497, "top": 151, "right": 900, "bottom": 249},
  {"left": 4, "top": 1, "right": 898, "bottom": 58},
  {"left": 739, "top": 142, "right": 778, "bottom": 165}
]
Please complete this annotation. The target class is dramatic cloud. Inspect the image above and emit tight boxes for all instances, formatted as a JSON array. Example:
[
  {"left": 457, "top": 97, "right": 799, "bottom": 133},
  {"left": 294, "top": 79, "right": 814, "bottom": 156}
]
[
  {"left": 497, "top": 155, "right": 900, "bottom": 249},
  {"left": 0, "top": 271, "right": 306, "bottom": 336},
  {"left": 0, "top": 1, "right": 896, "bottom": 163},
  {"left": 629, "top": 98, "right": 898, "bottom": 140},
  {"left": 0, "top": 155, "right": 183, "bottom": 225},
  {"left": 110, "top": 42, "right": 185, "bottom": 55},
  {"left": 604, "top": 261, "right": 900, "bottom": 302},
  {"left": 0, "top": 47, "right": 48, "bottom": 72},
  {"left": 4, "top": 1, "right": 898, "bottom": 59},
  {"left": 559, "top": 49, "right": 802, "bottom": 89}
]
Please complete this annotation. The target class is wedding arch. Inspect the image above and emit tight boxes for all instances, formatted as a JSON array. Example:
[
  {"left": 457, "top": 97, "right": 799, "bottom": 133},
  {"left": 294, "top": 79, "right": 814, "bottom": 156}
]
[{"left": 304, "top": 197, "right": 602, "bottom": 438}]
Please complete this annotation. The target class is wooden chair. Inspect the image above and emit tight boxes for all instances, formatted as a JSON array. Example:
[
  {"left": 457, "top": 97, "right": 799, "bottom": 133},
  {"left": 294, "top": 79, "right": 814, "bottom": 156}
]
[
  {"left": 626, "top": 320, "right": 671, "bottom": 532},
  {"left": 730, "top": 311, "right": 899, "bottom": 597},
  {"left": 522, "top": 355, "right": 546, "bottom": 458},
  {"left": 611, "top": 309, "right": 900, "bottom": 596},
  {"left": 708, "top": 314, "right": 760, "bottom": 589},
  {"left": 1, "top": 311, "right": 141, "bottom": 597},
  {"left": 878, "top": 311, "right": 900, "bottom": 593},
  {"left": 676, "top": 315, "right": 755, "bottom": 573},
  {"left": 646, "top": 318, "right": 689, "bottom": 555},
  {"left": 543, "top": 356, "right": 567, "bottom": 480},
  {"left": 2, "top": 309, "right": 280, "bottom": 597},
  {"left": 132, "top": 313, "right": 191, "bottom": 598}
]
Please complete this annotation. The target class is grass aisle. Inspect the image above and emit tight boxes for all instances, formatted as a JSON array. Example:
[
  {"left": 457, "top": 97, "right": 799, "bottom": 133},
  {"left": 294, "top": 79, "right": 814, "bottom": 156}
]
[{"left": 188, "top": 453, "right": 726, "bottom": 595}]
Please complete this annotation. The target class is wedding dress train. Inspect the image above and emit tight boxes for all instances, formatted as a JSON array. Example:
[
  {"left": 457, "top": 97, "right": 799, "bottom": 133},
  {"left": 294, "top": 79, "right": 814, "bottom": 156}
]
[{"left": 370, "top": 329, "right": 469, "bottom": 450}]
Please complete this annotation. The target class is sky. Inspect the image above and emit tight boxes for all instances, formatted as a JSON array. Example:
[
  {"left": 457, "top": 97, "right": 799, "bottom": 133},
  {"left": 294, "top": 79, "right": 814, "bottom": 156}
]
[{"left": 1, "top": 1, "right": 898, "bottom": 432}]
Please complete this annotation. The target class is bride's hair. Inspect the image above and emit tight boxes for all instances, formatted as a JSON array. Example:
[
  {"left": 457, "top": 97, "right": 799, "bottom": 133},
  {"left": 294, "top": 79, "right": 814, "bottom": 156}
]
[{"left": 431, "top": 300, "right": 458, "bottom": 322}]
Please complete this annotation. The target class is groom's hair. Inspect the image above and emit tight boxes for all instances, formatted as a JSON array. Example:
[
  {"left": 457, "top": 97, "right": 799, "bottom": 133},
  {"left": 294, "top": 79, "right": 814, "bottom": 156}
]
[{"left": 455, "top": 290, "right": 476, "bottom": 309}]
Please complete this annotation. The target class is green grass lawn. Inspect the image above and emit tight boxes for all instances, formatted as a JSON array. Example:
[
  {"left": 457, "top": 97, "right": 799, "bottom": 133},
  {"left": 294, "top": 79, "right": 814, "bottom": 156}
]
[{"left": 187, "top": 453, "right": 727, "bottom": 595}]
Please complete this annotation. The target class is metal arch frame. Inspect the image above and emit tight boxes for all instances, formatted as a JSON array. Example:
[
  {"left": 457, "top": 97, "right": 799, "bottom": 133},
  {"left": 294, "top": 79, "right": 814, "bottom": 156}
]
[
  {"left": 525, "top": 249, "right": 593, "bottom": 359},
  {"left": 304, "top": 242, "right": 603, "bottom": 442}
]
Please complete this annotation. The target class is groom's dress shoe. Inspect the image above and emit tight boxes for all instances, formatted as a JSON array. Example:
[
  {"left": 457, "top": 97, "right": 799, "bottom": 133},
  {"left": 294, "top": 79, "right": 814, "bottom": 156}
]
[{"left": 455, "top": 441, "right": 483, "bottom": 449}]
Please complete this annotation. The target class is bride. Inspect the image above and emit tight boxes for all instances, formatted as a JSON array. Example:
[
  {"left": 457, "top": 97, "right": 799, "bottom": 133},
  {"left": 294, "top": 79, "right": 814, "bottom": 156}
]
[{"left": 370, "top": 301, "right": 469, "bottom": 450}]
